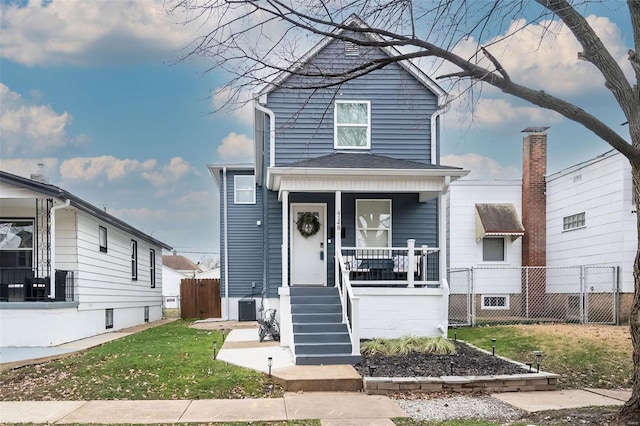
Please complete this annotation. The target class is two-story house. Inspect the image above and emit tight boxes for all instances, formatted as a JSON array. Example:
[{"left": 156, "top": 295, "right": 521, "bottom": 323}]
[{"left": 209, "top": 15, "right": 467, "bottom": 365}]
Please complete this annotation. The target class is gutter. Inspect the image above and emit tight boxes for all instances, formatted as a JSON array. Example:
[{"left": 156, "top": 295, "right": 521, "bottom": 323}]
[
  {"left": 49, "top": 198, "right": 71, "bottom": 300},
  {"left": 222, "top": 166, "right": 230, "bottom": 320}
]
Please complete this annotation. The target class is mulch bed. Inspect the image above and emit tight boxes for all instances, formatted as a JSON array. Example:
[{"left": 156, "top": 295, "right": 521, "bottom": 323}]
[{"left": 354, "top": 341, "right": 528, "bottom": 377}]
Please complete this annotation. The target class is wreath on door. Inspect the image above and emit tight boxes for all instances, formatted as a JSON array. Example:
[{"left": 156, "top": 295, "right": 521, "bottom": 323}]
[{"left": 296, "top": 212, "right": 320, "bottom": 238}]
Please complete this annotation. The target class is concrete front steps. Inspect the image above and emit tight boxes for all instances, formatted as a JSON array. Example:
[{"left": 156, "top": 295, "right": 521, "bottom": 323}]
[
  {"left": 290, "top": 286, "right": 361, "bottom": 366},
  {"left": 272, "top": 364, "right": 363, "bottom": 392}
]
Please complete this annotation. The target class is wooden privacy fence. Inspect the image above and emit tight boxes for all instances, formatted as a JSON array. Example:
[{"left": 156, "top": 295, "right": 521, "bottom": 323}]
[{"left": 180, "top": 278, "right": 221, "bottom": 319}]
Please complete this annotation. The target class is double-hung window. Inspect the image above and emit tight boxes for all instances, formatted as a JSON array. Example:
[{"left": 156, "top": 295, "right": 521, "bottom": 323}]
[
  {"left": 131, "top": 240, "right": 138, "bottom": 280},
  {"left": 234, "top": 175, "right": 256, "bottom": 204},
  {"left": 149, "top": 249, "right": 156, "bottom": 288},
  {"left": 0, "top": 220, "right": 33, "bottom": 268},
  {"left": 355, "top": 200, "right": 391, "bottom": 247},
  {"left": 334, "top": 101, "right": 370, "bottom": 149},
  {"left": 99, "top": 226, "right": 107, "bottom": 253}
]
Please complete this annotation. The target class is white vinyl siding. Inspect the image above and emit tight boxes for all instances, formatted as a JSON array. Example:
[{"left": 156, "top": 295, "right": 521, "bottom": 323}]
[
  {"left": 334, "top": 101, "right": 370, "bottom": 149},
  {"left": 234, "top": 175, "right": 256, "bottom": 204},
  {"left": 356, "top": 199, "right": 391, "bottom": 247}
]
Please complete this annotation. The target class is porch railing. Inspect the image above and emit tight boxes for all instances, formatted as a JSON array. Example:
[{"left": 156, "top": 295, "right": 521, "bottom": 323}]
[
  {"left": 0, "top": 268, "right": 75, "bottom": 302},
  {"left": 336, "top": 252, "right": 360, "bottom": 356},
  {"left": 341, "top": 240, "right": 440, "bottom": 287}
]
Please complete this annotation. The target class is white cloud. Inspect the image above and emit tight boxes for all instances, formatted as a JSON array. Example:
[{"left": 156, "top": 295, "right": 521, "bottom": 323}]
[
  {"left": 442, "top": 153, "right": 520, "bottom": 180},
  {"left": 449, "top": 98, "right": 563, "bottom": 130},
  {"left": 451, "top": 15, "right": 630, "bottom": 96},
  {"left": 141, "top": 157, "right": 198, "bottom": 187},
  {"left": 217, "top": 132, "right": 254, "bottom": 161},
  {"left": 60, "top": 156, "right": 157, "bottom": 182},
  {"left": 0, "top": 83, "right": 88, "bottom": 156},
  {"left": 0, "top": 0, "right": 194, "bottom": 67},
  {"left": 212, "top": 87, "right": 254, "bottom": 125}
]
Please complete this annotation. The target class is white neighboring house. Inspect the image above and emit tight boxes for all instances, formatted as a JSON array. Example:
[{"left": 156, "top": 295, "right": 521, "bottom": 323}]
[
  {"left": 195, "top": 266, "right": 220, "bottom": 280},
  {"left": 0, "top": 171, "right": 172, "bottom": 347},
  {"left": 448, "top": 130, "right": 634, "bottom": 323},
  {"left": 161, "top": 253, "right": 202, "bottom": 309}
]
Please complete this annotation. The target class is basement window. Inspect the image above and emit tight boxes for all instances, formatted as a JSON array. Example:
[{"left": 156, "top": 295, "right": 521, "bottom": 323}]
[
  {"left": 105, "top": 309, "right": 114, "bottom": 329},
  {"left": 482, "top": 295, "right": 509, "bottom": 310}
]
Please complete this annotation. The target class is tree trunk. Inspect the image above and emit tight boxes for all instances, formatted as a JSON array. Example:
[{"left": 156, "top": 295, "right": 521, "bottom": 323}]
[{"left": 621, "top": 162, "right": 640, "bottom": 421}]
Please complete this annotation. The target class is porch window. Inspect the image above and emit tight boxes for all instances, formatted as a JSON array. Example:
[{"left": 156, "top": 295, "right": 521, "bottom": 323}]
[
  {"left": 334, "top": 101, "right": 370, "bottom": 149},
  {"left": 149, "top": 248, "right": 156, "bottom": 288},
  {"left": 482, "top": 237, "right": 505, "bottom": 262},
  {"left": 99, "top": 226, "right": 107, "bottom": 253},
  {"left": 356, "top": 200, "right": 391, "bottom": 247},
  {"left": 234, "top": 175, "right": 256, "bottom": 204},
  {"left": 0, "top": 219, "right": 33, "bottom": 268},
  {"left": 131, "top": 240, "right": 138, "bottom": 280}
]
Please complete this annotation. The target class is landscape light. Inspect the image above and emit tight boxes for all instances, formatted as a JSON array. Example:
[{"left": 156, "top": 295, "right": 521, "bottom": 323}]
[
  {"left": 450, "top": 361, "right": 454, "bottom": 375},
  {"left": 368, "top": 365, "right": 378, "bottom": 377},
  {"left": 212, "top": 341, "right": 217, "bottom": 360},
  {"left": 453, "top": 326, "right": 457, "bottom": 341},
  {"left": 533, "top": 350, "right": 544, "bottom": 373},
  {"left": 267, "top": 356, "right": 273, "bottom": 378},
  {"left": 491, "top": 338, "right": 496, "bottom": 356},
  {"left": 525, "top": 362, "right": 532, "bottom": 373}
]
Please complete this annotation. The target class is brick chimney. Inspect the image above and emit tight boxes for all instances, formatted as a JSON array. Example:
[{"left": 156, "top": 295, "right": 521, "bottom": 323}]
[{"left": 521, "top": 127, "right": 548, "bottom": 316}]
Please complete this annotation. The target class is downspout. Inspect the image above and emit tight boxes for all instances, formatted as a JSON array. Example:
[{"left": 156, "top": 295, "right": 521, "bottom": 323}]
[
  {"left": 254, "top": 100, "right": 276, "bottom": 168},
  {"left": 222, "top": 167, "right": 230, "bottom": 320},
  {"left": 49, "top": 198, "right": 71, "bottom": 300},
  {"left": 430, "top": 99, "right": 450, "bottom": 164}
]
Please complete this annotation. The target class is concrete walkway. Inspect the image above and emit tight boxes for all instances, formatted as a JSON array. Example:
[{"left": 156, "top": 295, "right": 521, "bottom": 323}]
[
  {"left": 0, "top": 392, "right": 406, "bottom": 425},
  {"left": 492, "top": 388, "right": 632, "bottom": 412}
]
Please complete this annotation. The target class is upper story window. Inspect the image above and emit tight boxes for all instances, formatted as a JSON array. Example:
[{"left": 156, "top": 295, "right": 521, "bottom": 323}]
[
  {"left": 563, "top": 212, "right": 585, "bottom": 231},
  {"left": 234, "top": 175, "right": 256, "bottom": 204},
  {"left": 0, "top": 220, "right": 33, "bottom": 268},
  {"left": 149, "top": 249, "right": 156, "bottom": 288},
  {"left": 356, "top": 199, "right": 391, "bottom": 247},
  {"left": 482, "top": 237, "right": 505, "bottom": 262},
  {"left": 334, "top": 101, "right": 370, "bottom": 149},
  {"left": 131, "top": 240, "right": 138, "bottom": 280},
  {"left": 99, "top": 226, "right": 108, "bottom": 253}
]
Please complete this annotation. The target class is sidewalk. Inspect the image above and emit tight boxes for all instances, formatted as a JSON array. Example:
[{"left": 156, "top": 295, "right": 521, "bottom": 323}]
[{"left": 0, "top": 392, "right": 406, "bottom": 425}]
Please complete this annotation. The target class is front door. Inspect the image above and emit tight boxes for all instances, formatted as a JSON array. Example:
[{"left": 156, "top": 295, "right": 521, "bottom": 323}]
[{"left": 291, "top": 203, "right": 327, "bottom": 286}]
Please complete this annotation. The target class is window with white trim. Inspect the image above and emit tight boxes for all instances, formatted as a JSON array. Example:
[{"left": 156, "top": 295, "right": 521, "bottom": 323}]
[
  {"left": 149, "top": 249, "right": 156, "bottom": 288},
  {"left": 0, "top": 219, "right": 33, "bottom": 268},
  {"left": 334, "top": 101, "right": 370, "bottom": 149},
  {"left": 99, "top": 226, "right": 107, "bottom": 253},
  {"left": 356, "top": 199, "right": 391, "bottom": 247},
  {"left": 234, "top": 175, "right": 256, "bottom": 204},
  {"left": 482, "top": 237, "right": 505, "bottom": 262},
  {"left": 131, "top": 240, "right": 138, "bottom": 280},
  {"left": 563, "top": 212, "right": 585, "bottom": 231},
  {"left": 482, "top": 295, "right": 509, "bottom": 310}
]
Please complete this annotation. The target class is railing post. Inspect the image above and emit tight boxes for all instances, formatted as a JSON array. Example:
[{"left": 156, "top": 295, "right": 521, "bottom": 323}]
[
  {"left": 407, "top": 239, "right": 415, "bottom": 288},
  {"left": 351, "top": 296, "right": 360, "bottom": 355},
  {"left": 421, "top": 245, "right": 429, "bottom": 281}
]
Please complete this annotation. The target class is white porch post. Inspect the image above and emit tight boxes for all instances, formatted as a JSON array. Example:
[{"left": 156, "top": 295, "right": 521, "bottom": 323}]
[
  {"left": 334, "top": 191, "right": 342, "bottom": 286},
  {"left": 282, "top": 190, "right": 289, "bottom": 288},
  {"left": 407, "top": 239, "right": 415, "bottom": 288},
  {"left": 438, "top": 191, "right": 447, "bottom": 283}
]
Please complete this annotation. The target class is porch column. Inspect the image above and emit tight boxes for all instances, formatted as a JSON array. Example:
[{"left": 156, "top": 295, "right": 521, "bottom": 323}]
[
  {"left": 438, "top": 189, "right": 448, "bottom": 283},
  {"left": 334, "top": 191, "right": 342, "bottom": 286},
  {"left": 282, "top": 190, "right": 289, "bottom": 287}
]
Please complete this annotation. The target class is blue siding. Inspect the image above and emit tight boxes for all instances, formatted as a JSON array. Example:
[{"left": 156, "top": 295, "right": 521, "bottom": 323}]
[
  {"left": 221, "top": 169, "right": 264, "bottom": 298},
  {"left": 266, "top": 32, "right": 438, "bottom": 166}
]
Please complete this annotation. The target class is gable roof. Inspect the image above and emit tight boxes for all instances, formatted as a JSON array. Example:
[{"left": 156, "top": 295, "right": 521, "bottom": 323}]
[
  {"left": 287, "top": 152, "right": 462, "bottom": 170},
  {"left": 0, "top": 170, "right": 172, "bottom": 250},
  {"left": 162, "top": 254, "right": 201, "bottom": 272},
  {"left": 255, "top": 14, "right": 446, "bottom": 101}
]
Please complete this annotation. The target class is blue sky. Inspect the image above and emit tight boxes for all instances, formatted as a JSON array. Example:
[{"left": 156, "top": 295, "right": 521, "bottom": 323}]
[{"left": 0, "top": 0, "right": 634, "bottom": 263}]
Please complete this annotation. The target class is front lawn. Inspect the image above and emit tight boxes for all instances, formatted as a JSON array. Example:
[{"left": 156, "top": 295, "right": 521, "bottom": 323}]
[
  {"left": 0, "top": 320, "right": 282, "bottom": 400},
  {"left": 450, "top": 324, "right": 632, "bottom": 389}
]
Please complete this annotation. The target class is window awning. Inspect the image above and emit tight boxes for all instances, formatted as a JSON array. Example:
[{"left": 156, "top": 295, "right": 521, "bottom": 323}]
[{"left": 475, "top": 203, "right": 525, "bottom": 241}]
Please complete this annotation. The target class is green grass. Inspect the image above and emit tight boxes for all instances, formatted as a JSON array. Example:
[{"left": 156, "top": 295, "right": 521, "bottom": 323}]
[
  {"left": 0, "top": 320, "right": 282, "bottom": 400},
  {"left": 361, "top": 336, "right": 456, "bottom": 356},
  {"left": 448, "top": 325, "right": 632, "bottom": 389}
]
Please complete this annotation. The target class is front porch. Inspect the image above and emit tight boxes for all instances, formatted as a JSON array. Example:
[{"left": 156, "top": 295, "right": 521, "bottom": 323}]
[{"left": 0, "top": 268, "right": 75, "bottom": 302}]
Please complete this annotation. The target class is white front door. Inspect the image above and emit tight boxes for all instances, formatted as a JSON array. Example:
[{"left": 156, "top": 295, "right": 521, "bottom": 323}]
[{"left": 291, "top": 203, "right": 327, "bottom": 286}]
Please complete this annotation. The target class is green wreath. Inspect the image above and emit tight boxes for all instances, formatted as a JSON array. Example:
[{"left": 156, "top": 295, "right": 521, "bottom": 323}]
[{"left": 296, "top": 212, "right": 320, "bottom": 238}]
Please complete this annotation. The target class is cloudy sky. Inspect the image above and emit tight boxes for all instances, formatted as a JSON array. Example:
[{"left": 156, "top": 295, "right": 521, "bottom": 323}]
[{"left": 0, "top": 0, "right": 634, "bottom": 263}]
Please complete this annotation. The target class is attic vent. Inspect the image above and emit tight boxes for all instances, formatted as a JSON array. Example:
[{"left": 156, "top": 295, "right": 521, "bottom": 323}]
[{"left": 344, "top": 40, "right": 359, "bottom": 56}]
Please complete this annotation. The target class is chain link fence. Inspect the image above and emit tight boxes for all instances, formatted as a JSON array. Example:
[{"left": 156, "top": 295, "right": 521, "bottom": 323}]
[{"left": 448, "top": 265, "right": 618, "bottom": 326}]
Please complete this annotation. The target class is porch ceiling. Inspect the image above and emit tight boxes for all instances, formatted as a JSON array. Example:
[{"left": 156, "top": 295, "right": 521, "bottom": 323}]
[{"left": 268, "top": 167, "right": 467, "bottom": 202}]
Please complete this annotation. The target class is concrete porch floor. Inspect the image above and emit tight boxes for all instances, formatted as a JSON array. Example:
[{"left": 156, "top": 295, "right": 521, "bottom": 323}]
[{"left": 217, "top": 326, "right": 363, "bottom": 392}]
